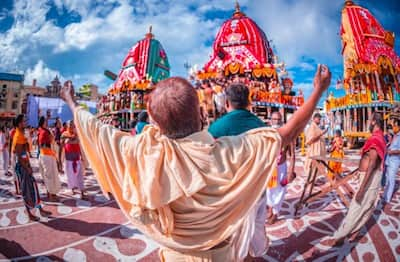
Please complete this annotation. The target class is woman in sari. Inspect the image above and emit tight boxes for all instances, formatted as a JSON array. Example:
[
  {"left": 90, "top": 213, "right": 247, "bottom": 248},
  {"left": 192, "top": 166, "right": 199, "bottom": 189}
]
[
  {"left": 328, "top": 129, "right": 345, "bottom": 181},
  {"left": 13, "top": 115, "right": 51, "bottom": 221},
  {"left": 61, "top": 120, "right": 86, "bottom": 199}
]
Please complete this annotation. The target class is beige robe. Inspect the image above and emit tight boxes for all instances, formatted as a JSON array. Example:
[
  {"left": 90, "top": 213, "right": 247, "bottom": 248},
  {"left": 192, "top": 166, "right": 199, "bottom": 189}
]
[
  {"left": 73, "top": 107, "right": 281, "bottom": 256},
  {"left": 305, "top": 122, "right": 326, "bottom": 175},
  {"left": 333, "top": 170, "right": 382, "bottom": 240}
]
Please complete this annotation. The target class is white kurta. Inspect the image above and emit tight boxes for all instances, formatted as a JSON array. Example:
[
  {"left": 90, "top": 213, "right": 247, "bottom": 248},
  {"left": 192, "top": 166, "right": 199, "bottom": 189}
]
[{"left": 266, "top": 162, "right": 287, "bottom": 215}]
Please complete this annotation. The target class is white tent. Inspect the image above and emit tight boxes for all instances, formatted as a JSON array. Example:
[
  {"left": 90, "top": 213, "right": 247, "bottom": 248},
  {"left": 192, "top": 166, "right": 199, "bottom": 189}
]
[{"left": 27, "top": 96, "right": 96, "bottom": 127}]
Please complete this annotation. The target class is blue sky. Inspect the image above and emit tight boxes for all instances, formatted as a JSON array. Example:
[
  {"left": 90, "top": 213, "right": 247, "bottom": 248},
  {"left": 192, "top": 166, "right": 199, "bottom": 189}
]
[{"left": 0, "top": 0, "right": 399, "bottom": 105}]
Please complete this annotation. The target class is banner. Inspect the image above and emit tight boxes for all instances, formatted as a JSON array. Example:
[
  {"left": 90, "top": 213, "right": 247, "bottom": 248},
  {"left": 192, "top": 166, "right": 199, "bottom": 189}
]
[{"left": 27, "top": 96, "right": 96, "bottom": 127}]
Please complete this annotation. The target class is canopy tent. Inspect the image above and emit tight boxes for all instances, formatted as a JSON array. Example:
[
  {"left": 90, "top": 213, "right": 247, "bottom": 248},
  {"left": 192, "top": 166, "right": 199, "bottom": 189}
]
[{"left": 27, "top": 96, "right": 96, "bottom": 127}]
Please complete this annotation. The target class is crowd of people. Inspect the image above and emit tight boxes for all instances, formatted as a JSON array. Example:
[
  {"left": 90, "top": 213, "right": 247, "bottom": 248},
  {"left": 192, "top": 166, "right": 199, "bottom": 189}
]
[
  {"left": 193, "top": 73, "right": 304, "bottom": 122},
  {"left": 0, "top": 115, "right": 87, "bottom": 221},
  {"left": 1, "top": 64, "right": 399, "bottom": 260}
]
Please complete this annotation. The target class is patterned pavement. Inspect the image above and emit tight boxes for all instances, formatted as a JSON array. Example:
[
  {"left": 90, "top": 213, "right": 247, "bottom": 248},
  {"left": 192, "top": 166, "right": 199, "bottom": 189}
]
[{"left": 0, "top": 150, "right": 399, "bottom": 261}]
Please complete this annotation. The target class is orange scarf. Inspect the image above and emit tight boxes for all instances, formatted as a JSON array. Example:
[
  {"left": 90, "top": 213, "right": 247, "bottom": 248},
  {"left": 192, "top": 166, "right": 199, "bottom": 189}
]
[{"left": 267, "top": 168, "right": 279, "bottom": 188}]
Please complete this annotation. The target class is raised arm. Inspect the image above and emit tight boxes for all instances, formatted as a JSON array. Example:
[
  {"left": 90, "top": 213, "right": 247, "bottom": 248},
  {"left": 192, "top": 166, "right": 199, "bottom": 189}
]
[
  {"left": 278, "top": 65, "right": 331, "bottom": 148},
  {"left": 60, "top": 81, "right": 132, "bottom": 195}
]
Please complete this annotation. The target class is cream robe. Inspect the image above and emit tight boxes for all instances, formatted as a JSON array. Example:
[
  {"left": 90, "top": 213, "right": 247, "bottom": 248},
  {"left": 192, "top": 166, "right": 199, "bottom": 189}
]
[
  {"left": 305, "top": 122, "right": 326, "bottom": 175},
  {"left": 73, "top": 107, "right": 281, "bottom": 255}
]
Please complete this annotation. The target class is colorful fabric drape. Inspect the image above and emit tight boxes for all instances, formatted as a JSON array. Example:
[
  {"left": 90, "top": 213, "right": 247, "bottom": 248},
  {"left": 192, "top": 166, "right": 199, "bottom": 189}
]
[{"left": 15, "top": 162, "right": 41, "bottom": 209}]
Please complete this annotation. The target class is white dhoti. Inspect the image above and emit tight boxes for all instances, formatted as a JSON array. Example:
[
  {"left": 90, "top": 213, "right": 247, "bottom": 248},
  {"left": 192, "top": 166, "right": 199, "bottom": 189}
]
[
  {"left": 65, "top": 160, "right": 84, "bottom": 190},
  {"left": 232, "top": 192, "right": 268, "bottom": 259},
  {"left": 1, "top": 149, "right": 9, "bottom": 174},
  {"left": 9, "top": 153, "right": 15, "bottom": 177},
  {"left": 266, "top": 162, "right": 287, "bottom": 215},
  {"left": 39, "top": 154, "right": 61, "bottom": 194}
]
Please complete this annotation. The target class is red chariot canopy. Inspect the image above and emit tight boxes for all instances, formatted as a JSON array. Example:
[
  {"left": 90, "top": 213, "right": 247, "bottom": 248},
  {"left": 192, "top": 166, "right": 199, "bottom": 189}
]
[{"left": 201, "top": 3, "right": 275, "bottom": 76}]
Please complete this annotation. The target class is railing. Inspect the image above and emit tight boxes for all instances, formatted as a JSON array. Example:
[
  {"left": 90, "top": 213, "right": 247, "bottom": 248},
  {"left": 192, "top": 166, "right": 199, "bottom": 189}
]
[
  {"left": 326, "top": 92, "right": 397, "bottom": 111},
  {"left": 252, "top": 92, "right": 304, "bottom": 107}
]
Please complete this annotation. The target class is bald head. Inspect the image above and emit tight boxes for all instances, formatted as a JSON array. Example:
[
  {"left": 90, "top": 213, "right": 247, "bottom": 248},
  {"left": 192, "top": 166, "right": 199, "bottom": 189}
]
[{"left": 148, "top": 77, "right": 202, "bottom": 139}]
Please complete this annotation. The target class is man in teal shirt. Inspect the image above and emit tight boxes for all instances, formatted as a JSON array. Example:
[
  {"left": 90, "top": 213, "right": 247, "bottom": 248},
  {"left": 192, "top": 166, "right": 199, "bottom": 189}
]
[
  {"left": 208, "top": 83, "right": 267, "bottom": 258},
  {"left": 208, "top": 83, "right": 265, "bottom": 138}
]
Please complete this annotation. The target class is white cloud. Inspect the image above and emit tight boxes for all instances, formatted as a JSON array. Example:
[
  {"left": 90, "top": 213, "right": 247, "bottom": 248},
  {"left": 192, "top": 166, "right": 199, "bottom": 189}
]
[
  {"left": 32, "top": 21, "right": 64, "bottom": 46},
  {"left": 57, "top": 16, "right": 103, "bottom": 51},
  {"left": 0, "top": 0, "right": 352, "bottom": 97},
  {"left": 0, "top": 8, "right": 9, "bottom": 21},
  {"left": 0, "top": 0, "right": 54, "bottom": 70},
  {"left": 248, "top": 1, "right": 342, "bottom": 66},
  {"left": 298, "top": 62, "right": 315, "bottom": 71},
  {"left": 53, "top": 0, "right": 92, "bottom": 18},
  {"left": 24, "top": 60, "right": 106, "bottom": 92},
  {"left": 25, "top": 60, "right": 64, "bottom": 87}
]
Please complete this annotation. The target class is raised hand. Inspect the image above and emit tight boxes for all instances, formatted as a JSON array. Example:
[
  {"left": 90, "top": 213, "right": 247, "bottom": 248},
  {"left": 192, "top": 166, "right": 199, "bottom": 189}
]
[
  {"left": 313, "top": 64, "right": 331, "bottom": 94},
  {"left": 60, "top": 80, "right": 76, "bottom": 106}
]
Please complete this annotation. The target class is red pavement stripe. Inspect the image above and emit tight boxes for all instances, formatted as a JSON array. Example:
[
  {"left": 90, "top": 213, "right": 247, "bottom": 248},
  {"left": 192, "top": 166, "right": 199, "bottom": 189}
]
[{"left": 10, "top": 221, "right": 131, "bottom": 261}]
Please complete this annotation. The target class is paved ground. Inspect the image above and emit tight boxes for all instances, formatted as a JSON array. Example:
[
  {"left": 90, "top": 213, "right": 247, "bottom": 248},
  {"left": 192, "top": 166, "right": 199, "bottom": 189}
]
[{"left": 0, "top": 150, "right": 399, "bottom": 261}]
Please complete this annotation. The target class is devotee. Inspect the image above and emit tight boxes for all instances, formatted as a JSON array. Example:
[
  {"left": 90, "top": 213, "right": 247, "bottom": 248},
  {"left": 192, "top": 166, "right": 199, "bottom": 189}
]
[
  {"left": 61, "top": 121, "right": 86, "bottom": 199},
  {"left": 135, "top": 111, "right": 149, "bottom": 135},
  {"left": 61, "top": 122, "right": 67, "bottom": 133},
  {"left": 327, "top": 129, "right": 344, "bottom": 181},
  {"left": 60, "top": 65, "right": 331, "bottom": 260},
  {"left": 326, "top": 113, "right": 386, "bottom": 246},
  {"left": 53, "top": 117, "right": 63, "bottom": 173},
  {"left": 208, "top": 83, "right": 268, "bottom": 258},
  {"left": 266, "top": 112, "right": 296, "bottom": 225},
  {"left": 383, "top": 118, "right": 400, "bottom": 203},
  {"left": 208, "top": 83, "right": 264, "bottom": 137},
  {"left": 13, "top": 114, "right": 51, "bottom": 221},
  {"left": 212, "top": 84, "right": 226, "bottom": 118},
  {"left": 0, "top": 126, "right": 9, "bottom": 176},
  {"left": 38, "top": 116, "right": 61, "bottom": 201},
  {"left": 129, "top": 120, "right": 137, "bottom": 136},
  {"left": 304, "top": 113, "right": 328, "bottom": 175},
  {"left": 9, "top": 122, "right": 18, "bottom": 194}
]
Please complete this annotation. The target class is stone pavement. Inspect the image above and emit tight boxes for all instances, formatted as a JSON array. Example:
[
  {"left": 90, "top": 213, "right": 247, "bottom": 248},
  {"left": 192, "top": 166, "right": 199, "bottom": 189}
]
[{"left": 0, "top": 150, "right": 399, "bottom": 261}]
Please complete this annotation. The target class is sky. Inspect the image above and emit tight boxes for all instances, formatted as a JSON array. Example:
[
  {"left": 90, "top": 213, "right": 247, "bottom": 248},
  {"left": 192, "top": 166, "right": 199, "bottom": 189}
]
[{"left": 0, "top": 0, "right": 399, "bottom": 105}]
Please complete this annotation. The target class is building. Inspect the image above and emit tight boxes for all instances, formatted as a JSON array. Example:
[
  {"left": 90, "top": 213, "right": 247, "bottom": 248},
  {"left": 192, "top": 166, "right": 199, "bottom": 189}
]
[
  {"left": 45, "top": 76, "right": 62, "bottom": 97},
  {"left": 21, "top": 79, "right": 47, "bottom": 116},
  {"left": 89, "top": 84, "right": 100, "bottom": 102},
  {"left": 0, "top": 72, "right": 24, "bottom": 127},
  {"left": 23, "top": 79, "right": 46, "bottom": 97}
]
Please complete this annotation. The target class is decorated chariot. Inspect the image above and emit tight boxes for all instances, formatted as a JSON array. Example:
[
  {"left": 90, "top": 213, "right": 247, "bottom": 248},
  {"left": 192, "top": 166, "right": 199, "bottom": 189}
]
[
  {"left": 326, "top": 0, "right": 400, "bottom": 144},
  {"left": 97, "top": 27, "right": 170, "bottom": 130}
]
